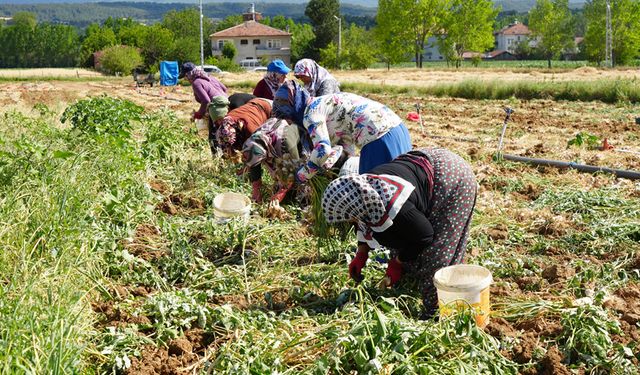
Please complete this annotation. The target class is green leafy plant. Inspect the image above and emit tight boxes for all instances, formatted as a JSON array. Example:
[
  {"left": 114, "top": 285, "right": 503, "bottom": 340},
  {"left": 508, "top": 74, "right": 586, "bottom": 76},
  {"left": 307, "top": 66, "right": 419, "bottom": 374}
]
[
  {"left": 61, "top": 95, "right": 143, "bottom": 136},
  {"left": 567, "top": 131, "right": 601, "bottom": 149}
]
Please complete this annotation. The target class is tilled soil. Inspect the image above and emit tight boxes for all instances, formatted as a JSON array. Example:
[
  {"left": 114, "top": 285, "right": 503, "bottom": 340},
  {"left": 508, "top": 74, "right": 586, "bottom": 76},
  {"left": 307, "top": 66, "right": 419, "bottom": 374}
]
[{"left": 3, "top": 73, "right": 639, "bottom": 374}]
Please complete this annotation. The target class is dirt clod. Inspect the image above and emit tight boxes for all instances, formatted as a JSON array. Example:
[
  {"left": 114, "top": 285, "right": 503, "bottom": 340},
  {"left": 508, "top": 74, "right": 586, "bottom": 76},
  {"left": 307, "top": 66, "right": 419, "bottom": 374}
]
[
  {"left": 512, "top": 334, "right": 538, "bottom": 364},
  {"left": 158, "top": 200, "right": 178, "bottom": 215},
  {"left": 168, "top": 339, "right": 193, "bottom": 356},
  {"left": 621, "top": 313, "right": 640, "bottom": 325},
  {"left": 488, "top": 227, "right": 508, "bottom": 240},
  {"left": 541, "top": 264, "right": 575, "bottom": 283},
  {"left": 484, "top": 317, "right": 517, "bottom": 338},
  {"left": 603, "top": 295, "right": 627, "bottom": 313},
  {"left": 538, "top": 346, "right": 571, "bottom": 375},
  {"left": 515, "top": 318, "right": 563, "bottom": 337}
]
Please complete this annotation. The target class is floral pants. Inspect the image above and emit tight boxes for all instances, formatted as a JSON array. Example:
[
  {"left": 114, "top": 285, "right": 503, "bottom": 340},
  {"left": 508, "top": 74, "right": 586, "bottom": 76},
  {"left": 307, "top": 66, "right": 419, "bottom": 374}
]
[{"left": 400, "top": 148, "right": 477, "bottom": 318}]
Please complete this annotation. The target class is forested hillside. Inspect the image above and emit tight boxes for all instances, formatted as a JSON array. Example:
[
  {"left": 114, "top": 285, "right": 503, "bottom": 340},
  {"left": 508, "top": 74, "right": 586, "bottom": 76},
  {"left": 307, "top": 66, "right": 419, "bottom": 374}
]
[{"left": 0, "top": 2, "right": 376, "bottom": 29}]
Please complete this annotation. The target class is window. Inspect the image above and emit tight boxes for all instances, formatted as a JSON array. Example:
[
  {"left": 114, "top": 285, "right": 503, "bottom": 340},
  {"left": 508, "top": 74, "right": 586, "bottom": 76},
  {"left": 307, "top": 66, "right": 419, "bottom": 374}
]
[
  {"left": 240, "top": 39, "right": 248, "bottom": 45},
  {"left": 253, "top": 39, "right": 260, "bottom": 45},
  {"left": 266, "top": 39, "right": 282, "bottom": 49},
  {"left": 217, "top": 40, "right": 224, "bottom": 49}
]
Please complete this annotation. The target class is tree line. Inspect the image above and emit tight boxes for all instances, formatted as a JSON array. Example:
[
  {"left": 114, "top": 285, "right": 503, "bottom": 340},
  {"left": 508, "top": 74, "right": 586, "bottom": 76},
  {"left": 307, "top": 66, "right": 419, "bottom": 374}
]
[
  {"left": 269, "top": 0, "right": 639, "bottom": 69},
  {"left": 0, "top": 0, "right": 639, "bottom": 72},
  {"left": 0, "top": 2, "right": 376, "bottom": 29}
]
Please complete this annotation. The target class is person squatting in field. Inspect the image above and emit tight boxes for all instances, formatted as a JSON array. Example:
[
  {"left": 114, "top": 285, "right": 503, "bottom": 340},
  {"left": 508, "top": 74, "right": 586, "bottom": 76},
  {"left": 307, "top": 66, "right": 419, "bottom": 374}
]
[
  {"left": 321, "top": 148, "right": 477, "bottom": 318},
  {"left": 214, "top": 97, "right": 273, "bottom": 157},
  {"left": 271, "top": 81, "right": 412, "bottom": 184},
  {"left": 293, "top": 58, "right": 341, "bottom": 97},
  {"left": 180, "top": 62, "right": 228, "bottom": 156},
  {"left": 241, "top": 118, "right": 349, "bottom": 203},
  {"left": 253, "top": 59, "right": 291, "bottom": 100}
]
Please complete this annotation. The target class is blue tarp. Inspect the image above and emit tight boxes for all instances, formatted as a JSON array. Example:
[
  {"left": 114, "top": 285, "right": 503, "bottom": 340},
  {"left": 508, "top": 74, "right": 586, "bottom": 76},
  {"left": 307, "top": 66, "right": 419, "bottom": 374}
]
[{"left": 160, "top": 61, "right": 179, "bottom": 86}]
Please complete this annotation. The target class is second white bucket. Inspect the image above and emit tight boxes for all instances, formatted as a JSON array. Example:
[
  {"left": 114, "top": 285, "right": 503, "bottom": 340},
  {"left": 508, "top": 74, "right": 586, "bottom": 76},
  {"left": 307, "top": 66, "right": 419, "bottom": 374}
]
[
  {"left": 433, "top": 264, "right": 493, "bottom": 327},
  {"left": 213, "top": 192, "right": 251, "bottom": 223}
]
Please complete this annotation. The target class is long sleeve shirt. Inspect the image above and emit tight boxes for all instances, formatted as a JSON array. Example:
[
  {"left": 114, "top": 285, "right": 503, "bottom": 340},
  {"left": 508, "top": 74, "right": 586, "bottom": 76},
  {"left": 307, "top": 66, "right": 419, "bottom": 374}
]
[
  {"left": 192, "top": 77, "right": 227, "bottom": 118},
  {"left": 358, "top": 158, "right": 434, "bottom": 262},
  {"left": 252, "top": 79, "right": 274, "bottom": 100},
  {"left": 296, "top": 93, "right": 403, "bottom": 182}
]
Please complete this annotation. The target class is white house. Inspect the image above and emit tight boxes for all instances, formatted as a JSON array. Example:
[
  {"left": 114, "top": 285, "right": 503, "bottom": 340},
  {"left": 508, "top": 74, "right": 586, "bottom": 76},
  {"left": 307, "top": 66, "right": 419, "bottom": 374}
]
[
  {"left": 210, "top": 5, "right": 292, "bottom": 65},
  {"left": 494, "top": 21, "right": 536, "bottom": 53},
  {"left": 423, "top": 36, "right": 446, "bottom": 61}
]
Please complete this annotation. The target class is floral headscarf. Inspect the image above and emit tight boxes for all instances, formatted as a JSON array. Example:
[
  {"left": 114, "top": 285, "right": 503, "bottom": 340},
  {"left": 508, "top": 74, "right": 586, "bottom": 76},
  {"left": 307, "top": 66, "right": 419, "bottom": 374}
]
[
  {"left": 322, "top": 174, "right": 414, "bottom": 233},
  {"left": 272, "top": 80, "right": 311, "bottom": 127},
  {"left": 264, "top": 72, "right": 286, "bottom": 97},
  {"left": 241, "top": 118, "right": 287, "bottom": 169},
  {"left": 294, "top": 59, "right": 336, "bottom": 97},
  {"left": 215, "top": 116, "right": 238, "bottom": 150},
  {"left": 185, "top": 67, "right": 211, "bottom": 82}
]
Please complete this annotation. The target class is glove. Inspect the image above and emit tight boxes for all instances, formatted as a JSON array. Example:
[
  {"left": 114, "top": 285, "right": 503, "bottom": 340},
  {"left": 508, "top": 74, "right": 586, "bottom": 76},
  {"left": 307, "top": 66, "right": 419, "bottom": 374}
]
[
  {"left": 251, "top": 180, "right": 263, "bottom": 203},
  {"left": 384, "top": 258, "right": 403, "bottom": 287},
  {"left": 349, "top": 250, "right": 369, "bottom": 282},
  {"left": 272, "top": 182, "right": 294, "bottom": 203},
  {"left": 193, "top": 111, "right": 203, "bottom": 120}
]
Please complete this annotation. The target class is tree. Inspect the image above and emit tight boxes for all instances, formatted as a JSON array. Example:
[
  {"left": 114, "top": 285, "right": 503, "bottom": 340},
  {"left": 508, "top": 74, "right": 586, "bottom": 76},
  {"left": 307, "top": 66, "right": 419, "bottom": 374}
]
[
  {"left": 163, "top": 8, "right": 215, "bottom": 62},
  {"left": 222, "top": 42, "right": 237, "bottom": 60},
  {"left": 305, "top": 0, "right": 339, "bottom": 59},
  {"left": 100, "top": 45, "right": 143, "bottom": 75},
  {"left": 319, "top": 42, "right": 339, "bottom": 68},
  {"left": 80, "top": 25, "right": 117, "bottom": 66},
  {"left": 343, "top": 24, "right": 378, "bottom": 69},
  {"left": 2, "top": 12, "right": 37, "bottom": 67},
  {"left": 583, "top": 0, "right": 640, "bottom": 66},
  {"left": 140, "top": 24, "right": 174, "bottom": 68},
  {"left": 375, "top": 0, "right": 412, "bottom": 69},
  {"left": 439, "top": 0, "right": 498, "bottom": 68},
  {"left": 375, "top": 0, "right": 450, "bottom": 68},
  {"left": 215, "top": 15, "right": 243, "bottom": 32},
  {"left": 33, "top": 23, "right": 80, "bottom": 67},
  {"left": 529, "top": 0, "right": 575, "bottom": 68},
  {"left": 290, "top": 23, "right": 315, "bottom": 62},
  {"left": 103, "top": 17, "right": 135, "bottom": 37},
  {"left": 117, "top": 23, "right": 147, "bottom": 48}
]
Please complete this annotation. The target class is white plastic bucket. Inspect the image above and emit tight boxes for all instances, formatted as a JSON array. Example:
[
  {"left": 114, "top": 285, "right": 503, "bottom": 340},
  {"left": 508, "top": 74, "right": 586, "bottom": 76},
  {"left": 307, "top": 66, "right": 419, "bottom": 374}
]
[
  {"left": 213, "top": 192, "right": 251, "bottom": 223},
  {"left": 433, "top": 264, "right": 493, "bottom": 327},
  {"left": 195, "top": 118, "right": 208, "bottom": 132}
]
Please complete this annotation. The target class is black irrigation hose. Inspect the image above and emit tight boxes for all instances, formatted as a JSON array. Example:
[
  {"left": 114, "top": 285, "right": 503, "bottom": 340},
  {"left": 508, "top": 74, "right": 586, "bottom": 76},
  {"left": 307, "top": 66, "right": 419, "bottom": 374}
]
[{"left": 501, "top": 154, "right": 640, "bottom": 180}]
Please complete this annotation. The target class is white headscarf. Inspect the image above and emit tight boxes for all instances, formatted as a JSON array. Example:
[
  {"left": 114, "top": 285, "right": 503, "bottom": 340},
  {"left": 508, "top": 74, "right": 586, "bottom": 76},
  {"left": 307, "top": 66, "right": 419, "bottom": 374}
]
[{"left": 293, "top": 59, "right": 336, "bottom": 97}]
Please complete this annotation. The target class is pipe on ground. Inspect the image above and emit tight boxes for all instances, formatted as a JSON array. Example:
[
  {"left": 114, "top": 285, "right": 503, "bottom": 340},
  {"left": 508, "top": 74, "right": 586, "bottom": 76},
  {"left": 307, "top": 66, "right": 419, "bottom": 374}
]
[{"left": 501, "top": 154, "right": 640, "bottom": 180}]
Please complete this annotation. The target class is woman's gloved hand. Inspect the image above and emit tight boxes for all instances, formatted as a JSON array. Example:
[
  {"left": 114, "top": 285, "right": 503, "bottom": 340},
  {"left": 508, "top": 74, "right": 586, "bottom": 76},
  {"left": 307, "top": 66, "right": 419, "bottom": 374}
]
[
  {"left": 349, "top": 249, "right": 369, "bottom": 282},
  {"left": 379, "top": 258, "right": 403, "bottom": 288},
  {"left": 271, "top": 181, "right": 294, "bottom": 203}
]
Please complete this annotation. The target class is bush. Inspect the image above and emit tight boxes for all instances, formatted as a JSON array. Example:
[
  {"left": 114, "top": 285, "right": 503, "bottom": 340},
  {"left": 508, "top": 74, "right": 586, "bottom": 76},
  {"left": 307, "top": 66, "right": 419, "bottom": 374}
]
[
  {"left": 61, "top": 95, "right": 144, "bottom": 136},
  {"left": 99, "top": 45, "right": 143, "bottom": 76},
  {"left": 206, "top": 56, "right": 243, "bottom": 73},
  {"left": 222, "top": 43, "right": 237, "bottom": 60}
]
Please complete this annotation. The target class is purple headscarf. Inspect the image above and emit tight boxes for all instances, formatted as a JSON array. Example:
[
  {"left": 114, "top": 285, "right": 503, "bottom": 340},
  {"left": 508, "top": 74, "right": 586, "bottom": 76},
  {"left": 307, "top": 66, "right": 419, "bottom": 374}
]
[{"left": 186, "top": 67, "right": 211, "bottom": 82}]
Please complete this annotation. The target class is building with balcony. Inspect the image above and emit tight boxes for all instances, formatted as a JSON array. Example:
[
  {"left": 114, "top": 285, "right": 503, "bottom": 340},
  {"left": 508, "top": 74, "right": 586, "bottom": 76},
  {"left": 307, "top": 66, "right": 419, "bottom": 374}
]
[
  {"left": 210, "top": 5, "right": 292, "bottom": 65},
  {"left": 494, "top": 21, "right": 537, "bottom": 53}
]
